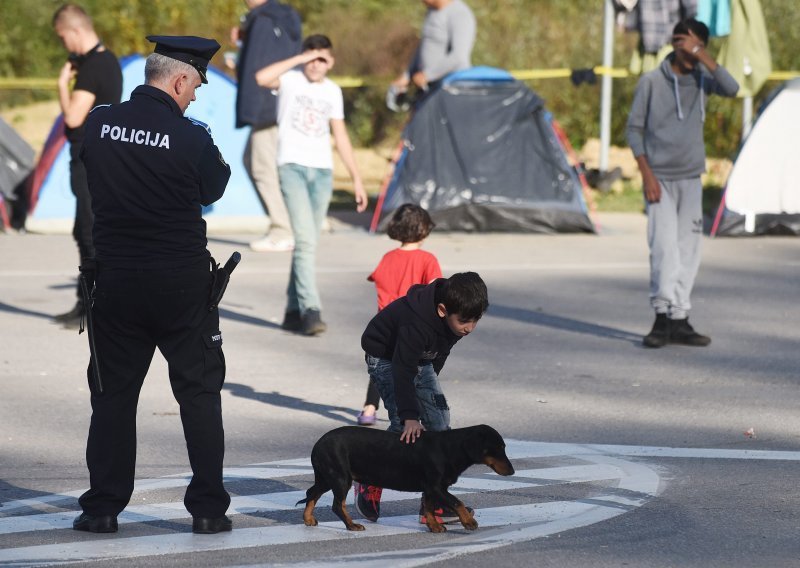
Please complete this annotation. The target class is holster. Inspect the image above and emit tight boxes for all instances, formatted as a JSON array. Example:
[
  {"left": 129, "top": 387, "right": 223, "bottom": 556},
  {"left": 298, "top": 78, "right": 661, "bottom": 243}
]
[
  {"left": 78, "top": 260, "right": 103, "bottom": 395},
  {"left": 208, "top": 252, "right": 241, "bottom": 312}
]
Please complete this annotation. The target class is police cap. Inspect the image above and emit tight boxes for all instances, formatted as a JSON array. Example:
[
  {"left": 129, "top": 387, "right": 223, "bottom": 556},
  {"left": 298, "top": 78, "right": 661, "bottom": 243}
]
[{"left": 146, "top": 35, "right": 220, "bottom": 84}]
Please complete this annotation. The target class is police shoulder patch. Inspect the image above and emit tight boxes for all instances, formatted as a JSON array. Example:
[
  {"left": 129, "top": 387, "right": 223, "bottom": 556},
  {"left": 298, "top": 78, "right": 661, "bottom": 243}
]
[{"left": 186, "top": 116, "right": 212, "bottom": 135}]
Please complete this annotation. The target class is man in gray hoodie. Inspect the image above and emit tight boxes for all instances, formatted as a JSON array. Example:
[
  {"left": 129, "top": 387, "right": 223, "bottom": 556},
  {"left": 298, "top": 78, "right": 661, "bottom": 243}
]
[
  {"left": 392, "top": 0, "right": 476, "bottom": 97},
  {"left": 627, "top": 18, "right": 738, "bottom": 348}
]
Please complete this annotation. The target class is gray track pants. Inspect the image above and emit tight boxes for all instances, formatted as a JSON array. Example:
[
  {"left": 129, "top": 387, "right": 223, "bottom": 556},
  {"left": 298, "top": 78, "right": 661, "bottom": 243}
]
[{"left": 646, "top": 177, "right": 703, "bottom": 320}]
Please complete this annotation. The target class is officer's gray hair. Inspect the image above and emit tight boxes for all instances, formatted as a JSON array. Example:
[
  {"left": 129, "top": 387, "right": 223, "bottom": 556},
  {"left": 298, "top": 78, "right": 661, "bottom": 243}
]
[{"left": 144, "top": 53, "right": 198, "bottom": 85}]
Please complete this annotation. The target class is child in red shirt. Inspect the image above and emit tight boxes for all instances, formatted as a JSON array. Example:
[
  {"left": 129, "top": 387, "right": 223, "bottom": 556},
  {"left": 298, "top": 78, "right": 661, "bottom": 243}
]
[{"left": 356, "top": 204, "right": 441, "bottom": 426}]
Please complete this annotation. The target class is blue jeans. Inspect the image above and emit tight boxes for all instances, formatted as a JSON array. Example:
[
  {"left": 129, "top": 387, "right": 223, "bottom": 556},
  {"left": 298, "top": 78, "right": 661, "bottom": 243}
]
[
  {"left": 278, "top": 164, "right": 333, "bottom": 313},
  {"left": 365, "top": 354, "right": 450, "bottom": 433}
]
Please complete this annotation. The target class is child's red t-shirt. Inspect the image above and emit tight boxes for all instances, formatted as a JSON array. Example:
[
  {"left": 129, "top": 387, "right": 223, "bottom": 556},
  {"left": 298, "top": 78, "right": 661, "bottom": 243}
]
[{"left": 368, "top": 248, "right": 442, "bottom": 311}]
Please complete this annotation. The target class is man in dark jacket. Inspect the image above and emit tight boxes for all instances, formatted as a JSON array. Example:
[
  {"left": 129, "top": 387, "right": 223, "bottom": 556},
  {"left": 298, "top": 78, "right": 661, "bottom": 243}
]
[
  {"left": 356, "top": 271, "right": 488, "bottom": 524},
  {"left": 233, "top": 0, "right": 301, "bottom": 252}
]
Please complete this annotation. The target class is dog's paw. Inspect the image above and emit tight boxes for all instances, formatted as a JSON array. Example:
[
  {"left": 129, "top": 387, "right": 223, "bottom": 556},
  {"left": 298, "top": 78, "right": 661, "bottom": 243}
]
[
  {"left": 462, "top": 518, "right": 479, "bottom": 530},
  {"left": 427, "top": 522, "right": 447, "bottom": 533},
  {"left": 303, "top": 516, "right": 318, "bottom": 527},
  {"left": 346, "top": 522, "right": 366, "bottom": 531}
]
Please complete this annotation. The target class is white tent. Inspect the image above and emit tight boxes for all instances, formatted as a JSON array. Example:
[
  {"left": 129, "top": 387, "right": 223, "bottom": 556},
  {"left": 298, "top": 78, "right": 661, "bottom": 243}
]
[{"left": 711, "top": 78, "right": 800, "bottom": 236}]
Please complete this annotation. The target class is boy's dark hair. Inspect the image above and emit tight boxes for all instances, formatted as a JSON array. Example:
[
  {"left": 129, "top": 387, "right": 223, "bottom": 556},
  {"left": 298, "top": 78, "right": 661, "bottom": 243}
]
[
  {"left": 673, "top": 18, "right": 709, "bottom": 45},
  {"left": 386, "top": 203, "right": 435, "bottom": 244},
  {"left": 440, "top": 272, "right": 489, "bottom": 321},
  {"left": 302, "top": 34, "right": 333, "bottom": 52}
]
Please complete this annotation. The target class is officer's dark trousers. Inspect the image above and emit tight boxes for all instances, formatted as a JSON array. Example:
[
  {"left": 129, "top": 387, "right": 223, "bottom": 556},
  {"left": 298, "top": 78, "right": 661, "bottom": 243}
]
[
  {"left": 69, "top": 144, "right": 94, "bottom": 298},
  {"left": 78, "top": 260, "right": 231, "bottom": 519}
]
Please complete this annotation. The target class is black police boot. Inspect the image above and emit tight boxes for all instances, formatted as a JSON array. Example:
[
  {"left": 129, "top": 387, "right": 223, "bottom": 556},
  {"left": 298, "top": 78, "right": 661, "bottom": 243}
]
[
  {"left": 281, "top": 310, "right": 302, "bottom": 332},
  {"left": 642, "top": 313, "right": 669, "bottom": 348},
  {"left": 192, "top": 515, "right": 233, "bottom": 534},
  {"left": 669, "top": 318, "right": 711, "bottom": 346},
  {"left": 54, "top": 301, "right": 85, "bottom": 326},
  {"left": 302, "top": 309, "right": 327, "bottom": 336},
  {"left": 73, "top": 512, "right": 118, "bottom": 533}
]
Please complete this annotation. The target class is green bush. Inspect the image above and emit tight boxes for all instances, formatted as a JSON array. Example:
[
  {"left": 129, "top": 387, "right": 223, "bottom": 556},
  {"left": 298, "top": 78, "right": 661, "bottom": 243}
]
[{"left": 1, "top": 0, "right": 797, "bottom": 156}]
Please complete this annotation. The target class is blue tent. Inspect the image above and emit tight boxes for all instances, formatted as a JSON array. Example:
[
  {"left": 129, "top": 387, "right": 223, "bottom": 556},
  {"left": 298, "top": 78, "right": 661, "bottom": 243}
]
[{"left": 28, "top": 55, "right": 265, "bottom": 232}]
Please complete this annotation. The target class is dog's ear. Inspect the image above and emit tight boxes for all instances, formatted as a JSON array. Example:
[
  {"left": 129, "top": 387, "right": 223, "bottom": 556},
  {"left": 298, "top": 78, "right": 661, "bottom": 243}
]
[
  {"left": 462, "top": 436, "right": 487, "bottom": 463},
  {"left": 463, "top": 425, "right": 497, "bottom": 463}
]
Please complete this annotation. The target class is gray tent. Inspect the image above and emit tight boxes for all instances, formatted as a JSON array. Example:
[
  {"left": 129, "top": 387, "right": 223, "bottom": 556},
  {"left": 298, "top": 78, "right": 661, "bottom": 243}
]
[
  {"left": 0, "top": 117, "right": 34, "bottom": 201},
  {"left": 370, "top": 67, "right": 595, "bottom": 233}
]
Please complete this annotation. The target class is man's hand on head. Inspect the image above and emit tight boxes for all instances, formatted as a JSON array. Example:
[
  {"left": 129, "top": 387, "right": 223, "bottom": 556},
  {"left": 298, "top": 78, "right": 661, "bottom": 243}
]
[
  {"left": 672, "top": 31, "right": 704, "bottom": 56},
  {"left": 303, "top": 49, "right": 333, "bottom": 66}
]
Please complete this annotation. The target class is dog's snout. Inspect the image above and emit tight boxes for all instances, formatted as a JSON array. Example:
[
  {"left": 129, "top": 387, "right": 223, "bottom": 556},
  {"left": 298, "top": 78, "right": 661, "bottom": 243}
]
[{"left": 486, "top": 455, "right": 515, "bottom": 476}]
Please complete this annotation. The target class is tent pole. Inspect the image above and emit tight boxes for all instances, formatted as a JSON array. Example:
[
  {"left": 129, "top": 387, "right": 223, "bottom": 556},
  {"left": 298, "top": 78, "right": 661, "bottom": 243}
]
[
  {"left": 599, "top": 0, "right": 615, "bottom": 173},
  {"left": 742, "top": 96, "right": 753, "bottom": 140}
]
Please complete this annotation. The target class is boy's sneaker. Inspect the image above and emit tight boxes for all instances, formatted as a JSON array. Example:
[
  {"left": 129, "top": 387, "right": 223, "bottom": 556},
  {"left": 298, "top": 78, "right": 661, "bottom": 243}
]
[
  {"left": 249, "top": 236, "right": 294, "bottom": 252},
  {"left": 354, "top": 483, "right": 382, "bottom": 522},
  {"left": 669, "top": 317, "right": 711, "bottom": 346},
  {"left": 418, "top": 498, "right": 474, "bottom": 524},
  {"left": 281, "top": 310, "right": 302, "bottom": 332},
  {"left": 302, "top": 309, "right": 327, "bottom": 336},
  {"left": 642, "top": 313, "right": 669, "bottom": 348},
  {"left": 356, "top": 411, "right": 376, "bottom": 426}
]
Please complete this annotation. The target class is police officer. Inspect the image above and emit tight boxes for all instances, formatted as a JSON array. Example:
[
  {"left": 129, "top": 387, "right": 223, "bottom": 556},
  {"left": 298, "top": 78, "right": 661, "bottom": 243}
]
[{"left": 73, "top": 36, "right": 233, "bottom": 535}]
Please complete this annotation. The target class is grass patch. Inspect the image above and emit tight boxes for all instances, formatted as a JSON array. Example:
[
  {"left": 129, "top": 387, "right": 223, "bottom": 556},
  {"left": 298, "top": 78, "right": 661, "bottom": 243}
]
[{"left": 592, "top": 181, "right": 644, "bottom": 213}]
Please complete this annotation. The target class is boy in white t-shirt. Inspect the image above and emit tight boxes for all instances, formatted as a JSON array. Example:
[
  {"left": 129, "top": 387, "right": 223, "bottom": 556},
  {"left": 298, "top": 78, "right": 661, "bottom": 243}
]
[{"left": 255, "top": 34, "right": 368, "bottom": 336}]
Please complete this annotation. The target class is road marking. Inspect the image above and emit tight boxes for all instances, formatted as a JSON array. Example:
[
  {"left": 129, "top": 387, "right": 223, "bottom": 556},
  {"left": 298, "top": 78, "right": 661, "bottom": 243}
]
[
  {"left": 0, "top": 462, "right": 619, "bottom": 536},
  {"left": 4, "top": 440, "right": 798, "bottom": 566}
]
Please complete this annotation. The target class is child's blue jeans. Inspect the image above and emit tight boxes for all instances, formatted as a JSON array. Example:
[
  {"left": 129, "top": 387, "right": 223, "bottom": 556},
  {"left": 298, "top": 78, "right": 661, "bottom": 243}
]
[
  {"left": 365, "top": 354, "right": 450, "bottom": 433},
  {"left": 278, "top": 163, "right": 333, "bottom": 314}
]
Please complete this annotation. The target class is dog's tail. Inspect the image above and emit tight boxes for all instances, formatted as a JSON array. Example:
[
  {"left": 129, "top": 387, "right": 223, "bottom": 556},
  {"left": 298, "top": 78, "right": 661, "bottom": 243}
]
[{"left": 295, "top": 497, "right": 309, "bottom": 507}]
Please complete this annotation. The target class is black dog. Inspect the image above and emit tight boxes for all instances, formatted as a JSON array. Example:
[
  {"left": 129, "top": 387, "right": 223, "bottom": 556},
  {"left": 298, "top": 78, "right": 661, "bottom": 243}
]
[{"left": 297, "top": 424, "right": 514, "bottom": 532}]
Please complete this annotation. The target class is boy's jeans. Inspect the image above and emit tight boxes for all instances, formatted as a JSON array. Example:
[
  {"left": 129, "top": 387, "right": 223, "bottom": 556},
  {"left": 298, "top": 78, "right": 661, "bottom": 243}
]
[
  {"left": 365, "top": 354, "right": 450, "bottom": 433},
  {"left": 278, "top": 164, "right": 333, "bottom": 313}
]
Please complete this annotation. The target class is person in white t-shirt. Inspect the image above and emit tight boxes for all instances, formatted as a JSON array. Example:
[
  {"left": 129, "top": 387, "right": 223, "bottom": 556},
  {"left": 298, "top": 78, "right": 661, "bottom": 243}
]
[{"left": 255, "top": 34, "right": 368, "bottom": 336}]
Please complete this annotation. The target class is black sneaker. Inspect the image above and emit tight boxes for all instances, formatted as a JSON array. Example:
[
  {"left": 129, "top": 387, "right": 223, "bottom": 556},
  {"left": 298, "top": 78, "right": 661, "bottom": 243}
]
[
  {"left": 281, "top": 310, "right": 302, "bottom": 332},
  {"left": 192, "top": 515, "right": 233, "bottom": 534},
  {"left": 302, "top": 309, "right": 327, "bottom": 336},
  {"left": 669, "top": 318, "right": 711, "bottom": 347},
  {"left": 354, "top": 482, "right": 382, "bottom": 522},
  {"left": 72, "top": 512, "right": 118, "bottom": 533},
  {"left": 54, "top": 301, "right": 84, "bottom": 323},
  {"left": 642, "top": 313, "right": 669, "bottom": 348},
  {"left": 418, "top": 497, "right": 474, "bottom": 524}
]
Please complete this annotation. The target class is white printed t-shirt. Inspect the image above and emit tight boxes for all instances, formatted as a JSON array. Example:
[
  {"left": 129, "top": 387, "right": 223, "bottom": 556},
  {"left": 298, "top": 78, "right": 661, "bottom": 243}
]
[{"left": 276, "top": 69, "right": 344, "bottom": 170}]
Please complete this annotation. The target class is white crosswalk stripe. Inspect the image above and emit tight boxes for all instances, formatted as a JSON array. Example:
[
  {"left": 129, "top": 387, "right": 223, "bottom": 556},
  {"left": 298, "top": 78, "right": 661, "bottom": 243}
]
[{"left": 0, "top": 440, "right": 669, "bottom": 566}]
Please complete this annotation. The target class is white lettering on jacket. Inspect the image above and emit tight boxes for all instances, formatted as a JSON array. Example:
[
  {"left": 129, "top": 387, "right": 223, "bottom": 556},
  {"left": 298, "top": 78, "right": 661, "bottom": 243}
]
[{"left": 100, "top": 124, "right": 170, "bottom": 149}]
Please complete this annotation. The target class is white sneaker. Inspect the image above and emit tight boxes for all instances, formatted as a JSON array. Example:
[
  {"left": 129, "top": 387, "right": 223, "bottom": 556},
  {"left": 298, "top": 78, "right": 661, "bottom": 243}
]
[{"left": 249, "top": 236, "right": 295, "bottom": 252}]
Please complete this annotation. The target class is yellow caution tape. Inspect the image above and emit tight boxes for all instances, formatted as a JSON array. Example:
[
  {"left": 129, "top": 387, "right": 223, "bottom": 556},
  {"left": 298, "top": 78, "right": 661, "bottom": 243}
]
[{"left": 1, "top": 69, "right": 797, "bottom": 90}]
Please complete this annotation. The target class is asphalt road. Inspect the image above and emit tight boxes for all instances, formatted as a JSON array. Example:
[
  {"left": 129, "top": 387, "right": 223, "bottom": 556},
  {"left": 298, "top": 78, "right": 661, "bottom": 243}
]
[{"left": 1, "top": 212, "right": 799, "bottom": 567}]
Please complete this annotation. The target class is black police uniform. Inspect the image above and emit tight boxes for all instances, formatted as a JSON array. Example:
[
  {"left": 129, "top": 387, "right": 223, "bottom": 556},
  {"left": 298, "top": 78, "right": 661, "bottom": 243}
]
[{"left": 77, "top": 56, "right": 232, "bottom": 521}]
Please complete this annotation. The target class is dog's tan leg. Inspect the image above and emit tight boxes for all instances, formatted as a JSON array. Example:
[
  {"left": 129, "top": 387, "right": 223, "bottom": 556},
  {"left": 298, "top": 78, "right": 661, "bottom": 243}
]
[
  {"left": 335, "top": 498, "right": 365, "bottom": 531},
  {"left": 303, "top": 498, "right": 319, "bottom": 526},
  {"left": 455, "top": 503, "right": 478, "bottom": 530},
  {"left": 421, "top": 500, "right": 447, "bottom": 534}
]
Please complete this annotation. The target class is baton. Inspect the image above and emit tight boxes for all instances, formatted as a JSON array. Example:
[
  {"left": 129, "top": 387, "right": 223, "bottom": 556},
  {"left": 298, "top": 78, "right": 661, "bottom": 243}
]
[{"left": 78, "top": 270, "right": 103, "bottom": 394}]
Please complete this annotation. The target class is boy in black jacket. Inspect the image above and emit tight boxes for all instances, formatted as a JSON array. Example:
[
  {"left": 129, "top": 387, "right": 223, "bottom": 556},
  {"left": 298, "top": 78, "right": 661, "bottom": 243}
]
[{"left": 356, "top": 271, "right": 489, "bottom": 524}]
